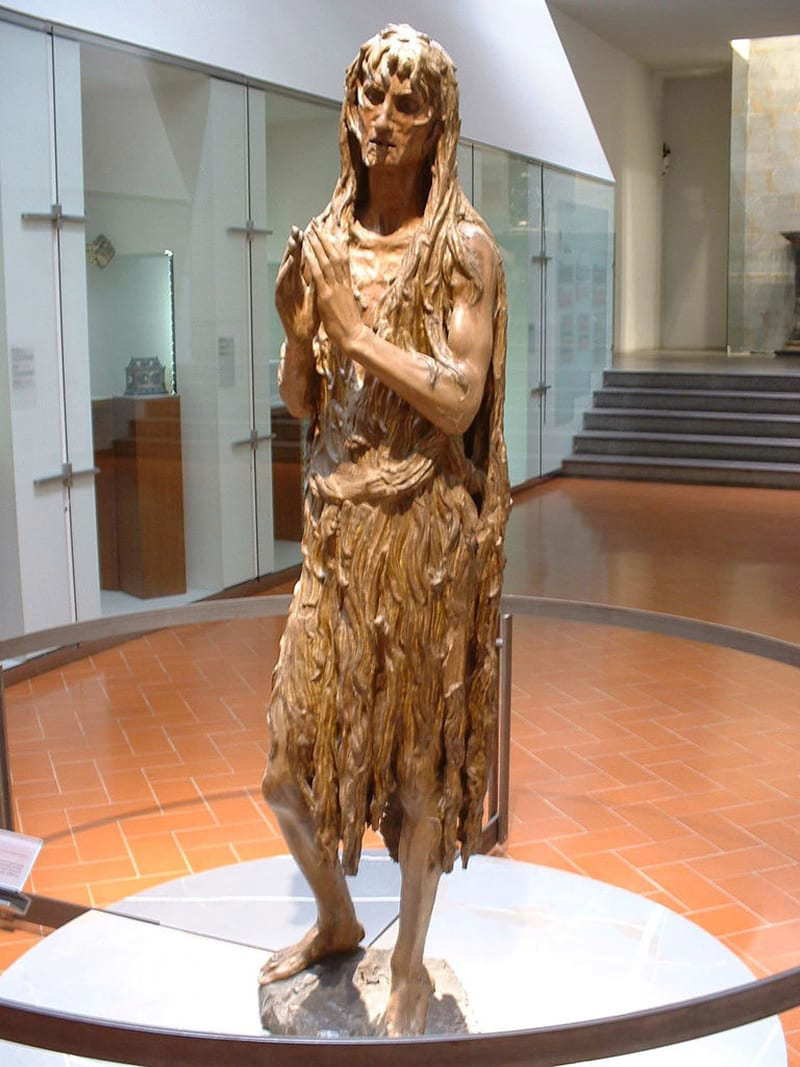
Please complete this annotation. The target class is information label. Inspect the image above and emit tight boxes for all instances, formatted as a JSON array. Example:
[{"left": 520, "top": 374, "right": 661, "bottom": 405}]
[
  {"left": 0, "top": 829, "right": 42, "bottom": 893},
  {"left": 218, "top": 336, "right": 235, "bottom": 388},
  {"left": 10, "top": 346, "right": 37, "bottom": 410}
]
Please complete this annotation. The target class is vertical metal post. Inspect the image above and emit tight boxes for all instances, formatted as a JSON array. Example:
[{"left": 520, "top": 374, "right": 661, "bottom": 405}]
[
  {"left": 497, "top": 613, "right": 513, "bottom": 844},
  {"left": 0, "top": 665, "right": 14, "bottom": 830},
  {"left": 487, "top": 671, "right": 500, "bottom": 826}
]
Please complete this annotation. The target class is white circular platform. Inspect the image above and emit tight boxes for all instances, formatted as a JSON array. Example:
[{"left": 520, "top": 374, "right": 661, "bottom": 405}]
[{"left": 0, "top": 852, "right": 787, "bottom": 1065}]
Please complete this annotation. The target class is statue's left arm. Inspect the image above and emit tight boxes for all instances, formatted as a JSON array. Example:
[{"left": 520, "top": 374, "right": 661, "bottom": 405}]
[{"left": 304, "top": 222, "right": 497, "bottom": 436}]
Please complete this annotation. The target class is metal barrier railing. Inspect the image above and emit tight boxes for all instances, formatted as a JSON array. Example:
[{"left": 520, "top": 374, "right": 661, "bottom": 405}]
[
  {"left": 0, "top": 593, "right": 799, "bottom": 1064},
  {"left": 2, "top": 965, "right": 800, "bottom": 1067}
]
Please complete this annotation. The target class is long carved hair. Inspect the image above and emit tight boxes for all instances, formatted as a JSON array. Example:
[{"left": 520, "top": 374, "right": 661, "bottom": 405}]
[
  {"left": 320, "top": 26, "right": 480, "bottom": 365},
  {"left": 315, "top": 25, "right": 511, "bottom": 866},
  {"left": 318, "top": 22, "right": 508, "bottom": 484}
]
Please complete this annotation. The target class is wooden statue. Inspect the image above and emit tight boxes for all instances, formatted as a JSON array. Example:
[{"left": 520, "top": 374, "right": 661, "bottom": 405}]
[{"left": 260, "top": 23, "right": 510, "bottom": 1035}]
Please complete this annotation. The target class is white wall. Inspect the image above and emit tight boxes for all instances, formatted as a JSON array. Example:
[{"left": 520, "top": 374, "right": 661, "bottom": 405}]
[
  {"left": 660, "top": 73, "right": 730, "bottom": 351},
  {"left": 1, "top": 0, "right": 612, "bottom": 182},
  {"left": 264, "top": 105, "right": 340, "bottom": 270},
  {"left": 548, "top": 5, "right": 664, "bottom": 353}
]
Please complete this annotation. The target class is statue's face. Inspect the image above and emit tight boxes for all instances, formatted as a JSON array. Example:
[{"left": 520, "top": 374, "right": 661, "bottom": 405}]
[{"left": 355, "top": 71, "right": 436, "bottom": 169}]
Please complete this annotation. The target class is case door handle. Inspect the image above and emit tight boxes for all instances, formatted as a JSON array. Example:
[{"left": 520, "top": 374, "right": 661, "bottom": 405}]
[
  {"left": 21, "top": 204, "right": 86, "bottom": 229},
  {"left": 33, "top": 462, "right": 99, "bottom": 489},
  {"left": 231, "top": 430, "right": 276, "bottom": 450}
]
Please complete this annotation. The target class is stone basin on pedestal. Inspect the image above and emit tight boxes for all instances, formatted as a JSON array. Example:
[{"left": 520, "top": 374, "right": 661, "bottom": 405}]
[{"left": 775, "top": 231, "right": 800, "bottom": 357}]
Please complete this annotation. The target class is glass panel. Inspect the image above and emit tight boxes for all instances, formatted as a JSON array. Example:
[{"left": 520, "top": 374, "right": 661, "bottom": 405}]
[
  {"left": 1, "top": 19, "right": 618, "bottom": 650},
  {"left": 541, "top": 169, "right": 614, "bottom": 474},
  {"left": 259, "top": 90, "right": 340, "bottom": 571},
  {"left": 80, "top": 44, "right": 257, "bottom": 612},
  {"left": 0, "top": 25, "right": 92, "bottom": 637},
  {"left": 247, "top": 87, "right": 274, "bottom": 579},
  {"left": 526, "top": 162, "right": 544, "bottom": 482},
  {"left": 474, "top": 146, "right": 534, "bottom": 488},
  {"left": 54, "top": 36, "right": 103, "bottom": 627},
  {"left": 457, "top": 140, "right": 473, "bottom": 202},
  {"left": 87, "top": 251, "right": 176, "bottom": 397}
]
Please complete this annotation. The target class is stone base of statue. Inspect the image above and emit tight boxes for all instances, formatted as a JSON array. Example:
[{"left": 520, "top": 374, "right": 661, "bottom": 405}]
[
  {"left": 258, "top": 947, "right": 473, "bottom": 1037},
  {"left": 0, "top": 854, "right": 786, "bottom": 1063}
]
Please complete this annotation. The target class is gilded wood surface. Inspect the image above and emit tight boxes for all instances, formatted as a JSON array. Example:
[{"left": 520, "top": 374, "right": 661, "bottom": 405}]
[{"left": 260, "top": 24, "right": 510, "bottom": 1032}]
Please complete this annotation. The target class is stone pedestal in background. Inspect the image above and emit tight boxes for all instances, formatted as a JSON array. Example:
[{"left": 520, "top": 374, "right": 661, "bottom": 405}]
[
  {"left": 728, "top": 36, "right": 800, "bottom": 356},
  {"left": 775, "top": 231, "right": 800, "bottom": 357}
]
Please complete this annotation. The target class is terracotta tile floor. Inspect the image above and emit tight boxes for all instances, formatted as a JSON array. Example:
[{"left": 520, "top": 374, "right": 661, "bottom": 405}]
[{"left": 5, "top": 477, "right": 800, "bottom": 1060}]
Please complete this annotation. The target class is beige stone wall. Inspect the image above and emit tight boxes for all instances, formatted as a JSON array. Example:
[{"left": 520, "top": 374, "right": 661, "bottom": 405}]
[
  {"left": 661, "top": 73, "right": 731, "bottom": 351},
  {"left": 729, "top": 36, "right": 800, "bottom": 354}
]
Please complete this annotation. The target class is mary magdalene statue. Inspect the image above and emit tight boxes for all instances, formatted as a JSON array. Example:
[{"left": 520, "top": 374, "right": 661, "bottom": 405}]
[{"left": 260, "top": 24, "right": 510, "bottom": 1035}]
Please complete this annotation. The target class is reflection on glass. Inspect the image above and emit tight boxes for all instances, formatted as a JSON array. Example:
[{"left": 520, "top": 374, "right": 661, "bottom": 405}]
[
  {"left": 473, "top": 149, "right": 550, "bottom": 485},
  {"left": 542, "top": 170, "right": 614, "bottom": 474},
  {"left": 472, "top": 153, "right": 614, "bottom": 484},
  {"left": 87, "top": 250, "right": 175, "bottom": 398},
  {"left": 262, "top": 91, "right": 340, "bottom": 571},
  {"left": 474, "top": 146, "right": 536, "bottom": 487},
  {"left": 526, "top": 163, "right": 544, "bottom": 482},
  {"left": 457, "top": 141, "right": 474, "bottom": 202},
  {"left": 80, "top": 43, "right": 255, "bottom": 613}
]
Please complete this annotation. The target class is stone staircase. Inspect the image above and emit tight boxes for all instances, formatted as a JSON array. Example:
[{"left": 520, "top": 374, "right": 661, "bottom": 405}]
[{"left": 562, "top": 368, "right": 800, "bottom": 489}]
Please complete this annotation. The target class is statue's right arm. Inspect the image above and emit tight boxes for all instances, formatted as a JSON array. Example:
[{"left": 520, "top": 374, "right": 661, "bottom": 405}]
[{"left": 275, "top": 226, "right": 320, "bottom": 418}]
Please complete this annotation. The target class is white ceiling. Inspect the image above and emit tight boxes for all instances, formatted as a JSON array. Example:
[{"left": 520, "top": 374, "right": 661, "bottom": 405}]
[{"left": 548, "top": 0, "right": 800, "bottom": 71}]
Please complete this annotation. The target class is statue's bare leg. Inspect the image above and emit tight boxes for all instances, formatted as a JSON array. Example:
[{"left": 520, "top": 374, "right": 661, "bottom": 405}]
[
  {"left": 382, "top": 786, "right": 442, "bottom": 1036},
  {"left": 259, "top": 769, "right": 364, "bottom": 984}
]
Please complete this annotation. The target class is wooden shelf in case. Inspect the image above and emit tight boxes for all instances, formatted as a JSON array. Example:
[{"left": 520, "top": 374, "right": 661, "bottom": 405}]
[
  {"left": 271, "top": 405, "right": 304, "bottom": 542},
  {"left": 93, "top": 394, "right": 186, "bottom": 599}
]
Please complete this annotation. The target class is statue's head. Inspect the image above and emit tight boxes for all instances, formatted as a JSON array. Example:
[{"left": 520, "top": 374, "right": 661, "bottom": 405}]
[
  {"left": 341, "top": 25, "right": 460, "bottom": 194},
  {"left": 324, "top": 24, "right": 477, "bottom": 338}
]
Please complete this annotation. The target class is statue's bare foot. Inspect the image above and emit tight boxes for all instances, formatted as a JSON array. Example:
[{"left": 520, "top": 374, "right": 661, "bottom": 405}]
[
  {"left": 258, "top": 918, "right": 365, "bottom": 985},
  {"left": 381, "top": 966, "right": 434, "bottom": 1036}
]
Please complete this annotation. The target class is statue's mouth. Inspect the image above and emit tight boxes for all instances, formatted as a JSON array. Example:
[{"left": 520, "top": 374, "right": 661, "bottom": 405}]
[{"left": 371, "top": 138, "right": 395, "bottom": 148}]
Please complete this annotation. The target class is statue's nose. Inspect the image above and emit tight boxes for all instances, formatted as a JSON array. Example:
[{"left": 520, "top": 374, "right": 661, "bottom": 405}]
[{"left": 374, "top": 100, "right": 394, "bottom": 134}]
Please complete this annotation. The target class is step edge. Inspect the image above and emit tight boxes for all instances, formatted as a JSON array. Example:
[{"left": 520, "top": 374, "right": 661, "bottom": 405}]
[
  {"left": 563, "top": 454, "right": 800, "bottom": 472},
  {"left": 586, "top": 408, "right": 800, "bottom": 422},
  {"left": 596, "top": 388, "right": 800, "bottom": 400},
  {"left": 575, "top": 430, "right": 800, "bottom": 446}
]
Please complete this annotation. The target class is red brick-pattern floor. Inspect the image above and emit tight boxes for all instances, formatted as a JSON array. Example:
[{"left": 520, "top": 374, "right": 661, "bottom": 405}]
[
  {"left": 2, "top": 615, "right": 390, "bottom": 951},
  {"left": 501, "top": 619, "right": 800, "bottom": 1061},
  {"left": 4, "top": 478, "right": 800, "bottom": 1060},
  {"left": 2, "top": 616, "right": 289, "bottom": 965},
  {"left": 5, "top": 615, "right": 800, "bottom": 1056}
]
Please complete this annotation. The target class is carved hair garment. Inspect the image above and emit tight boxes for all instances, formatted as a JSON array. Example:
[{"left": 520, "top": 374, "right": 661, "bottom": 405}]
[{"left": 265, "top": 23, "right": 510, "bottom": 875}]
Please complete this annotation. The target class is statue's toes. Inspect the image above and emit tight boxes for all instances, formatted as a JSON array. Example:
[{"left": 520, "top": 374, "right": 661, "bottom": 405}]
[
  {"left": 259, "top": 948, "right": 306, "bottom": 984},
  {"left": 258, "top": 952, "right": 286, "bottom": 984}
]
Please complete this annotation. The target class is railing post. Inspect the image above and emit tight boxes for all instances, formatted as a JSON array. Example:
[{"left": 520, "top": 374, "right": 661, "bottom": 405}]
[
  {"left": 497, "top": 612, "right": 512, "bottom": 845},
  {"left": 481, "top": 612, "right": 513, "bottom": 853},
  {"left": 0, "top": 664, "right": 14, "bottom": 831}
]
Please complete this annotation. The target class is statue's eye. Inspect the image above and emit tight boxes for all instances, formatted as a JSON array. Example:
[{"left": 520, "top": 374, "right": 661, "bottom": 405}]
[
  {"left": 395, "top": 94, "right": 422, "bottom": 116},
  {"left": 364, "top": 84, "right": 384, "bottom": 106}
]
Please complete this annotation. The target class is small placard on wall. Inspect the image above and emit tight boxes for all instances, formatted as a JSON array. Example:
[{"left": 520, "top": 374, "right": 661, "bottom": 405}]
[
  {"left": 11, "top": 346, "right": 36, "bottom": 388},
  {"left": 218, "top": 336, "right": 235, "bottom": 388},
  {"left": 0, "top": 829, "right": 42, "bottom": 893},
  {"left": 10, "top": 346, "right": 37, "bottom": 410}
]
